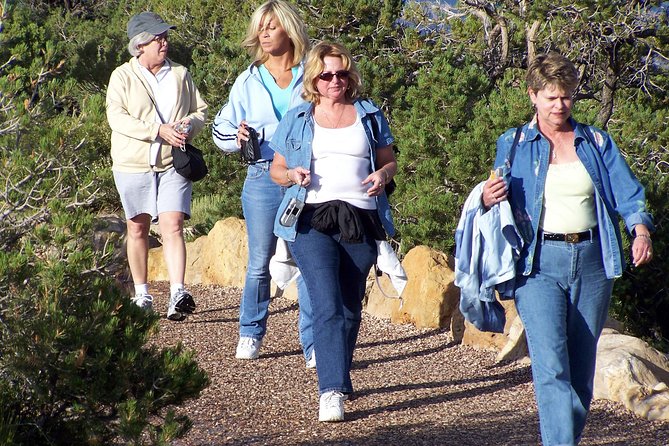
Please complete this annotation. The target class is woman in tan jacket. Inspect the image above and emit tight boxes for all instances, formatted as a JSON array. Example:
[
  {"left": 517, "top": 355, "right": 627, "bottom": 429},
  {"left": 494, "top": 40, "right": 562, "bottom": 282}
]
[{"left": 106, "top": 11, "right": 207, "bottom": 320}]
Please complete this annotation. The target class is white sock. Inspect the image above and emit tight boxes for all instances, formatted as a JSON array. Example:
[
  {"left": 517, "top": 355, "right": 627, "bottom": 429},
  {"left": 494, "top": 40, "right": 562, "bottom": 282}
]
[
  {"left": 134, "top": 283, "right": 149, "bottom": 296},
  {"left": 170, "top": 283, "right": 185, "bottom": 297}
]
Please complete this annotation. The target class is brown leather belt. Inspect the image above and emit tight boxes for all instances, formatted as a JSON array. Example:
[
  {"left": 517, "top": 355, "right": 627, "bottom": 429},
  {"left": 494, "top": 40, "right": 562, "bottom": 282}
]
[{"left": 541, "top": 227, "right": 598, "bottom": 243}]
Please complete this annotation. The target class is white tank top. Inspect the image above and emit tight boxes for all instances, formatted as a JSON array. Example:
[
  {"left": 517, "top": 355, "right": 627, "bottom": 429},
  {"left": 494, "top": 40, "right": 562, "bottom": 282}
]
[{"left": 306, "top": 115, "right": 376, "bottom": 210}]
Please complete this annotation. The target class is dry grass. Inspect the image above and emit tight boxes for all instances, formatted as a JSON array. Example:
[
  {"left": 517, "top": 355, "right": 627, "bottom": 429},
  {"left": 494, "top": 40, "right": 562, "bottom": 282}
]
[{"left": 149, "top": 282, "right": 669, "bottom": 446}]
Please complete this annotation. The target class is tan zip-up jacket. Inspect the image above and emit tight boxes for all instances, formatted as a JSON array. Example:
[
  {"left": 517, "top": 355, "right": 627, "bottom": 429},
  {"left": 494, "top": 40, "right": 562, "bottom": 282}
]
[{"left": 106, "top": 57, "right": 208, "bottom": 173}]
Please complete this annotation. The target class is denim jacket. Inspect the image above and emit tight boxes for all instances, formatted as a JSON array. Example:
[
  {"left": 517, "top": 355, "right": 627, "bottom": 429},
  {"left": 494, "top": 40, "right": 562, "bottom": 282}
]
[
  {"left": 270, "top": 98, "right": 395, "bottom": 242},
  {"left": 494, "top": 117, "right": 654, "bottom": 279}
]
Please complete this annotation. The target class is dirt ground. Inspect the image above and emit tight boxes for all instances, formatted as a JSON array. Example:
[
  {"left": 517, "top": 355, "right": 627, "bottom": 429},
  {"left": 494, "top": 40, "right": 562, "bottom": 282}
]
[{"left": 149, "top": 283, "right": 669, "bottom": 446}]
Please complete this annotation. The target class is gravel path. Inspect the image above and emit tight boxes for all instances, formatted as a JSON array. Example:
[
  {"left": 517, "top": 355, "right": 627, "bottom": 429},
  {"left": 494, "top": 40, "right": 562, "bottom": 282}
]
[{"left": 150, "top": 283, "right": 669, "bottom": 446}]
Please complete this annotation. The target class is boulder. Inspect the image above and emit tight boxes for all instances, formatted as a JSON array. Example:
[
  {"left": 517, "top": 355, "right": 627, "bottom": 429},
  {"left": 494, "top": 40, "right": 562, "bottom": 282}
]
[
  {"left": 199, "top": 218, "right": 247, "bottom": 287},
  {"left": 594, "top": 329, "right": 669, "bottom": 421},
  {"left": 461, "top": 299, "right": 528, "bottom": 361},
  {"left": 365, "top": 269, "right": 402, "bottom": 320},
  {"left": 390, "top": 245, "right": 459, "bottom": 329}
]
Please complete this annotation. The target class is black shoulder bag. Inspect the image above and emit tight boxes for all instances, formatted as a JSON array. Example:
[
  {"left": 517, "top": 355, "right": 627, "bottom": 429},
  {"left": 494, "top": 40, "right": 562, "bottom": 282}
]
[
  {"left": 133, "top": 72, "right": 208, "bottom": 181},
  {"left": 172, "top": 142, "right": 208, "bottom": 182}
]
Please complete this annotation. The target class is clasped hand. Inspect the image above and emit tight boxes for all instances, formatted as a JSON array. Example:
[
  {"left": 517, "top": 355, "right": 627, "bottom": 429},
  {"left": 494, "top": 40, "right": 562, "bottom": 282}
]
[
  {"left": 159, "top": 119, "right": 190, "bottom": 147},
  {"left": 482, "top": 177, "right": 507, "bottom": 209}
]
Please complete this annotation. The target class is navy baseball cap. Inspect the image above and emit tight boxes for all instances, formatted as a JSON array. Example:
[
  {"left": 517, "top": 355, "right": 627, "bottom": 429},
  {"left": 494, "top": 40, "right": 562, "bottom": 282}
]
[{"left": 127, "top": 12, "right": 176, "bottom": 39}]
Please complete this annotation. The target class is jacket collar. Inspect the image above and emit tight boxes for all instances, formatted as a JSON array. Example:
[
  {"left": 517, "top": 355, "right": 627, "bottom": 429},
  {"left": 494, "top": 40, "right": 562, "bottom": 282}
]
[{"left": 524, "top": 115, "right": 588, "bottom": 143}]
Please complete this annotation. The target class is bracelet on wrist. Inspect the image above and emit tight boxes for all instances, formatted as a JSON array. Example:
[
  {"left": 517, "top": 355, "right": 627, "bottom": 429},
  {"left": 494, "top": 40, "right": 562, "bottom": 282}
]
[
  {"left": 285, "top": 168, "right": 293, "bottom": 184},
  {"left": 636, "top": 234, "right": 651, "bottom": 241}
]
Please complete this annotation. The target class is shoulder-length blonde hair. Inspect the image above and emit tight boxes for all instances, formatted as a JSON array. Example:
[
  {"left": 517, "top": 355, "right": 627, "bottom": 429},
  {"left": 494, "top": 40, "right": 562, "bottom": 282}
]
[
  {"left": 242, "top": 0, "right": 309, "bottom": 67},
  {"left": 302, "top": 41, "right": 363, "bottom": 104}
]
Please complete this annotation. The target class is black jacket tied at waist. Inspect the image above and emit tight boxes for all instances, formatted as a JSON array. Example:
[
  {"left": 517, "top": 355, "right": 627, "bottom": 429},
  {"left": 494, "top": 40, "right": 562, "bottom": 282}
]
[{"left": 310, "top": 200, "right": 386, "bottom": 243}]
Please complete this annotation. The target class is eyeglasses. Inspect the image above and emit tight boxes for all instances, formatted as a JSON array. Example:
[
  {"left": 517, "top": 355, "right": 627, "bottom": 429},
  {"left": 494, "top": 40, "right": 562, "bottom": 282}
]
[
  {"left": 318, "top": 70, "right": 350, "bottom": 82},
  {"left": 152, "top": 33, "right": 168, "bottom": 44}
]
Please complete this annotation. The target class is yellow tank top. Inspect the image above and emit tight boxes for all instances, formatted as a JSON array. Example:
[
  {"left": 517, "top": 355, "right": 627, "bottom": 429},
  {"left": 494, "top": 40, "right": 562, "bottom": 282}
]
[{"left": 540, "top": 161, "right": 597, "bottom": 233}]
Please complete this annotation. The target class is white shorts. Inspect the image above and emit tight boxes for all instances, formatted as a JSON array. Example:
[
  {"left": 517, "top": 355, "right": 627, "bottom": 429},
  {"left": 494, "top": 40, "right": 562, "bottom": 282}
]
[{"left": 113, "top": 168, "right": 192, "bottom": 222}]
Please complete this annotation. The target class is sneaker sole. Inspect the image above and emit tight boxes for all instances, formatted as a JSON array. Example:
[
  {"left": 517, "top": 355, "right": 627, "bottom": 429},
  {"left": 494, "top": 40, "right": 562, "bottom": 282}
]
[
  {"left": 318, "top": 414, "right": 344, "bottom": 422},
  {"left": 175, "top": 295, "right": 196, "bottom": 314},
  {"left": 167, "top": 311, "right": 186, "bottom": 321},
  {"left": 235, "top": 352, "right": 260, "bottom": 360}
]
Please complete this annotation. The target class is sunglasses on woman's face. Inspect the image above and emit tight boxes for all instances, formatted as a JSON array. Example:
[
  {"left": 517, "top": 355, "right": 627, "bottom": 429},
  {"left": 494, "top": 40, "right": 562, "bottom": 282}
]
[{"left": 318, "top": 70, "right": 350, "bottom": 81}]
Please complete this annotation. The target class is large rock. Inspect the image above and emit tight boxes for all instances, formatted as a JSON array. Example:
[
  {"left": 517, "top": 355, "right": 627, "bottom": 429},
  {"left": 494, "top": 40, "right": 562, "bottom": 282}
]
[
  {"left": 390, "top": 245, "right": 459, "bottom": 329},
  {"left": 148, "top": 217, "right": 297, "bottom": 300},
  {"left": 199, "top": 218, "right": 247, "bottom": 287},
  {"left": 460, "top": 299, "right": 529, "bottom": 363},
  {"left": 365, "top": 270, "right": 402, "bottom": 319},
  {"left": 594, "top": 329, "right": 669, "bottom": 421}
]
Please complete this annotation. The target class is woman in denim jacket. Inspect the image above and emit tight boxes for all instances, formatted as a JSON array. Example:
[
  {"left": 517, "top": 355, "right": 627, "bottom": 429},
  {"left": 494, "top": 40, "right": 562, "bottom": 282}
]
[
  {"left": 269, "top": 42, "right": 397, "bottom": 422},
  {"left": 483, "top": 53, "right": 654, "bottom": 446},
  {"left": 211, "top": 0, "right": 314, "bottom": 364}
]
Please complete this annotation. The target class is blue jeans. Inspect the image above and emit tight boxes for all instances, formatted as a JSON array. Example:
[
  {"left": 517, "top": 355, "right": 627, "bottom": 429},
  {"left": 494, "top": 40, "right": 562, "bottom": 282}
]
[
  {"left": 240, "top": 163, "right": 313, "bottom": 359},
  {"left": 288, "top": 208, "right": 377, "bottom": 394},
  {"left": 515, "top": 233, "right": 613, "bottom": 446}
]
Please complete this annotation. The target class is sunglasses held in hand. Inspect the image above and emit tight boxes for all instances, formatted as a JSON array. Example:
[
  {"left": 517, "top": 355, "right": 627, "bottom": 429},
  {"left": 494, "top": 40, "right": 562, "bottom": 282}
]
[{"left": 318, "top": 70, "right": 350, "bottom": 81}]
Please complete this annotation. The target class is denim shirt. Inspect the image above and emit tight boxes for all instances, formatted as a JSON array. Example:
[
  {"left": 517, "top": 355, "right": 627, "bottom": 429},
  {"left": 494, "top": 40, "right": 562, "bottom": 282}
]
[
  {"left": 270, "top": 98, "right": 395, "bottom": 242},
  {"left": 494, "top": 117, "right": 654, "bottom": 279}
]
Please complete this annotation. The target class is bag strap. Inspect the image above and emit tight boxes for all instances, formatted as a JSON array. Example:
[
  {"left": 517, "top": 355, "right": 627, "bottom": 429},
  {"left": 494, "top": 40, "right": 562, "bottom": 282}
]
[
  {"left": 373, "top": 264, "right": 404, "bottom": 305},
  {"left": 507, "top": 126, "right": 523, "bottom": 167},
  {"left": 130, "top": 70, "right": 167, "bottom": 124}
]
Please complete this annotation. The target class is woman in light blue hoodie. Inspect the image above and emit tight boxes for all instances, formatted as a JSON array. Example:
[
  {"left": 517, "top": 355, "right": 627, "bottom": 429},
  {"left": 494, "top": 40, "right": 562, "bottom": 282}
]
[{"left": 212, "top": 0, "right": 313, "bottom": 365}]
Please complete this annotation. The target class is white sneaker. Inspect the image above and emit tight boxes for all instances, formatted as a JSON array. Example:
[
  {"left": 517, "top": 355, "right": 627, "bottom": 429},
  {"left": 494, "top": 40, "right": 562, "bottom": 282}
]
[
  {"left": 306, "top": 351, "right": 316, "bottom": 369},
  {"left": 235, "top": 337, "right": 263, "bottom": 360},
  {"left": 131, "top": 293, "right": 153, "bottom": 310},
  {"left": 318, "top": 391, "right": 345, "bottom": 422},
  {"left": 167, "top": 290, "right": 196, "bottom": 321}
]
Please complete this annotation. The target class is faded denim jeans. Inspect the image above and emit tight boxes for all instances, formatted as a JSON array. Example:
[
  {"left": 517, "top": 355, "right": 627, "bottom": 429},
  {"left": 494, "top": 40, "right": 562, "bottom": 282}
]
[{"left": 515, "top": 233, "right": 613, "bottom": 446}]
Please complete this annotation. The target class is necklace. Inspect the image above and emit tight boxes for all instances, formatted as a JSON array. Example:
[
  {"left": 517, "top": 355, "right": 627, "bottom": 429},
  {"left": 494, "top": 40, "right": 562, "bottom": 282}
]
[
  {"left": 263, "top": 63, "right": 292, "bottom": 87},
  {"left": 319, "top": 105, "right": 345, "bottom": 129}
]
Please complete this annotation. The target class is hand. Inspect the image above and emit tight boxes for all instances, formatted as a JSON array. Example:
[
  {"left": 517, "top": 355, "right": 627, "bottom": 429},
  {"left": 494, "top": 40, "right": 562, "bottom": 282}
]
[
  {"left": 159, "top": 123, "right": 187, "bottom": 147},
  {"left": 482, "top": 177, "right": 507, "bottom": 209},
  {"left": 363, "top": 170, "right": 388, "bottom": 197},
  {"left": 236, "top": 121, "right": 249, "bottom": 148},
  {"left": 631, "top": 231, "right": 653, "bottom": 267},
  {"left": 287, "top": 166, "right": 311, "bottom": 187}
]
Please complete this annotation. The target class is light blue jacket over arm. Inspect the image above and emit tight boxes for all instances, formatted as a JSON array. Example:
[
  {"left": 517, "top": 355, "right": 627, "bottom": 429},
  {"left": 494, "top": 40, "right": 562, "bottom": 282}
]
[{"left": 454, "top": 182, "right": 524, "bottom": 333}]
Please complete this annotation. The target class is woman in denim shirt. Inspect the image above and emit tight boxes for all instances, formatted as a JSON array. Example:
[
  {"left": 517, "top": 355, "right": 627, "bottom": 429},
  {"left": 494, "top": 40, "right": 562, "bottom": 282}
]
[
  {"left": 269, "top": 42, "right": 397, "bottom": 422},
  {"left": 483, "top": 53, "right": 654, "bottom": 446}
]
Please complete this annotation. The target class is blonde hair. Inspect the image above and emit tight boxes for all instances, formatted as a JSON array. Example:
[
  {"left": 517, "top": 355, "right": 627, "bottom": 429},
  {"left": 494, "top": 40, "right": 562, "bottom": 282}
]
[
  {"left": 127, "top": 31, "right": 156, "bottom": 57},
  {"left": 526, "top": 52, "right": 579, "bottom": 94},
  {"left": 242, "top": 0, "right": 309, "bottom": 67},
  {"left": 302, "top": 41, "right": 363, "bottom": 104}
]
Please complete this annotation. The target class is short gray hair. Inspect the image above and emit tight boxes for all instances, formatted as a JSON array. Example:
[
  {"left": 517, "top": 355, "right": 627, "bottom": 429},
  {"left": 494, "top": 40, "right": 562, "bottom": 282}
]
[{"left": 127, "top": 31, "right": 155, "bottom": 57}]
